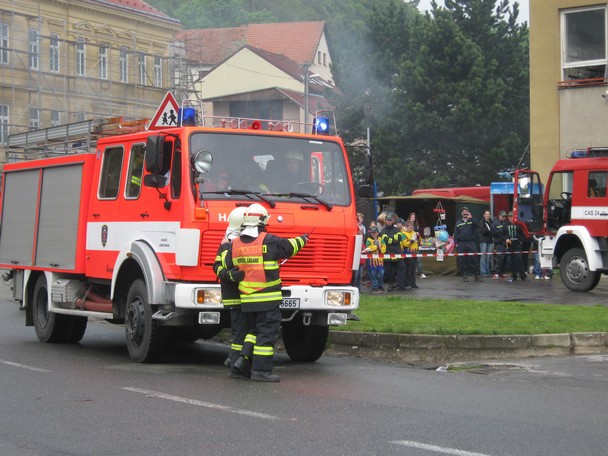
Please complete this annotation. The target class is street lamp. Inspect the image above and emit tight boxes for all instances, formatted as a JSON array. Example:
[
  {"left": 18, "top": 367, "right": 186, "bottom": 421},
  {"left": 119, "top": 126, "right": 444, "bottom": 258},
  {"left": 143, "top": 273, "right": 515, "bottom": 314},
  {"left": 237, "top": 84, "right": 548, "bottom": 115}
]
[{"left": 363, "top": 102, "right": 378, "bottom": 220}]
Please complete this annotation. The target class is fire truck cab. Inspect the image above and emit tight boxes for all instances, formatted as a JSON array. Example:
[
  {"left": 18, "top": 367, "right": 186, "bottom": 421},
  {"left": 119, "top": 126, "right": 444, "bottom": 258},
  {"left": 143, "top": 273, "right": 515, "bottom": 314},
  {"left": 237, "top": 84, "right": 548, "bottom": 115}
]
[
  {"left": 513, "top": 148, "right": 608, "bottom": 291},
  {"left": 0, "top": 105, "right": 368, "bottom": 363}
]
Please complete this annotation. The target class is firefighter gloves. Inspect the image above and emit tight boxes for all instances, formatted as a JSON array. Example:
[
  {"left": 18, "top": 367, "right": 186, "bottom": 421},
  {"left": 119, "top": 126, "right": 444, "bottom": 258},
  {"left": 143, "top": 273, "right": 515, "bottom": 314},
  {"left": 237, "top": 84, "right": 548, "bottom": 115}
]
[{"left": 228, "top": 267, "right": 245, "bottom": 282}]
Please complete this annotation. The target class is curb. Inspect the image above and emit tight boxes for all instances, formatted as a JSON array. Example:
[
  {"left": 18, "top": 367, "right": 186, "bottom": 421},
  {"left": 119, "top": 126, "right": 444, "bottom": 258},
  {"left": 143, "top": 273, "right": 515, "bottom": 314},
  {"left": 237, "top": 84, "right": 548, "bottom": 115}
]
[{"left": 326, "top": 331, "right": 608, "bottom": 365}]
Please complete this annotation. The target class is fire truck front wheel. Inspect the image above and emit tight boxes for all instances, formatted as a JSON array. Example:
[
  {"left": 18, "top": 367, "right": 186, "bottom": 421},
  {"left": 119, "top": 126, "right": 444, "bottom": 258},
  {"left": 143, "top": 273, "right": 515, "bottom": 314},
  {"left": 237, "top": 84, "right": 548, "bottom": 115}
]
[
  {"left": 560, "top": 247, "right": 600, "bottom": 292},
  {"left": 32, "top": 274, "right": 87, "bottom": 343},
  {"left": 125, "top": 279, "right": 166, "bottom": 363},
  {"left": 281, "top": 320, "right": 329, "bottom": 362}
]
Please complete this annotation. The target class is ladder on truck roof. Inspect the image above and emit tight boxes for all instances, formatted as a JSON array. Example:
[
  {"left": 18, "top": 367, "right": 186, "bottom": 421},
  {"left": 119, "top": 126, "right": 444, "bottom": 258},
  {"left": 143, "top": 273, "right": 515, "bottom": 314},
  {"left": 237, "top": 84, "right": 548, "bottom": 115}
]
[{"left": 6, "top": 116, "right": 147, "bottom": 163}]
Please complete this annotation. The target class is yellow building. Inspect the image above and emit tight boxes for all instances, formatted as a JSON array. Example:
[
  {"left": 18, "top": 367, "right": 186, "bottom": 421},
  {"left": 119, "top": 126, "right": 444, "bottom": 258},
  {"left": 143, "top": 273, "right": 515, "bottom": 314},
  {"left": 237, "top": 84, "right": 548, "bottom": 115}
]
[
  {"left": 531, "top": 1, "right": 608, "bottom": 180},
  {"left": 0, "top": 0, "right": 183, "bottom": 163}
]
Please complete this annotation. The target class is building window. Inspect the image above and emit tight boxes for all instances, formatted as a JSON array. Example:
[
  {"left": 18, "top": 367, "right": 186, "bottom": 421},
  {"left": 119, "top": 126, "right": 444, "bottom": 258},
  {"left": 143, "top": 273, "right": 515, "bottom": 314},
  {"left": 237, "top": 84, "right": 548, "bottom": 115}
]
[
  {"left": 0, "top": 104, "right": 8, "bottom": 144},
  {"left": 30, "top": 108, "right": 40, "bottom": 130},
  {"left": 318, "top": 51, "right": 321, "bottom": 64},
  {"left": 120, "top": 48, "right": 128, "bottom": 83},
  {"left": 99, "top": 45, "right": 108, "bottom": 79},
  {"left": 562, "top": 7, "right": 607, "bottom": 81},
  {"left": 138, "top": 52, "right": 146, "bottom": 85},
  {"left": 323, "top": 53, "right": 327, "bottom": 66},
  {"left": 51, "top": 110, "right": 61, "bottom": 127},
  {"left": 76, "top": 38, "right": 86, "bottom": 76},
  {"left": 154, "top": 55, "right": 162, "bottom": 87},
  {"left": 29, "top": 29, "right": 39, "bottom": 70},
  {"left": 49, "top": 33, "right": 60, "bottom": 72},
  {"left": 0, "top": 23, "right": 9, "bottom": 65}
]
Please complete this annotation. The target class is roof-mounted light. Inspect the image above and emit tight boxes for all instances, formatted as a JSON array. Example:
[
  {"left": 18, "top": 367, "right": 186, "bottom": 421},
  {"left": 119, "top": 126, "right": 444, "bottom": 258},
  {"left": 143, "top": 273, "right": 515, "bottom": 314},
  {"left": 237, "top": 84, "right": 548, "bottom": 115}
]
[
  {"left": 313, "top": 116, "right": 330, "bottom": 135},
  {"left": 178, "top": 107, "right": 197, "bottom": 126}
]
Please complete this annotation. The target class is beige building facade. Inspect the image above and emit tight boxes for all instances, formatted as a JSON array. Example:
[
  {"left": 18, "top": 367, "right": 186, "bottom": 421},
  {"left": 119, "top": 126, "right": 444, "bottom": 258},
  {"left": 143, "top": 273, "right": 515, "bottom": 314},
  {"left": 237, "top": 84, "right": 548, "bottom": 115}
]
[
  {"left": 531, "top": 0, "right": 608, "bottom": 180},
  {"left": 0, "top": 0, "right": 182, "bottom": 163}
]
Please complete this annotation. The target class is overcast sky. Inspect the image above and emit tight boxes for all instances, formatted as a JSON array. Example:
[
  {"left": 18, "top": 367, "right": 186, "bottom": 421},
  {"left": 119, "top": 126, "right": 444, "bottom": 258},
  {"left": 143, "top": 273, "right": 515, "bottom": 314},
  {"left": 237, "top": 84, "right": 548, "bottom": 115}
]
[{"left": 417, "top": 0, "right": 530, "bottom": 24}]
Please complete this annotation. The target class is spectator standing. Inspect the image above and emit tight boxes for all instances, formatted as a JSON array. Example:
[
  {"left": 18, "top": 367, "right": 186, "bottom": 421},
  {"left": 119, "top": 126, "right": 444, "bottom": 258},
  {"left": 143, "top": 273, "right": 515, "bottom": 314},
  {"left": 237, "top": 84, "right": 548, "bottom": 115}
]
[
  {"left": 401, "top": 220, "right": 419, "bottom": 289},
  {"left": 364, "top": 227, "right": 385, "bottom": 293},
  {"left": 380, "top": 214, "right": 405, "bottom": 291},
  {"left": 478, "top": 210, "right": 494, "bottom": 278},
  {"left": 354, "top": 213, "right": 366, "bottom": 289},
  {"left": 492, "top": 211, "right": 510, "bottom": 279},
  {"left": 408, "top": 212, "right": 427, "bottom": 279},
  {"left": 453, "top": 207, "right": 482, "bottom": 282},
  {"left": 506, "top": 211, "right": 526, "bottom": 281}
]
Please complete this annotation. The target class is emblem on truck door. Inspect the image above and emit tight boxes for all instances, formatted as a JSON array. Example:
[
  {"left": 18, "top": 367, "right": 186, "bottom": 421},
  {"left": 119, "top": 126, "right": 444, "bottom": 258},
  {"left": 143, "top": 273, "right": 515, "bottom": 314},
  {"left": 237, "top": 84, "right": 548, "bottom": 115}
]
[{"left": 101, "top": 225, "right": 108, "bottom": 247}]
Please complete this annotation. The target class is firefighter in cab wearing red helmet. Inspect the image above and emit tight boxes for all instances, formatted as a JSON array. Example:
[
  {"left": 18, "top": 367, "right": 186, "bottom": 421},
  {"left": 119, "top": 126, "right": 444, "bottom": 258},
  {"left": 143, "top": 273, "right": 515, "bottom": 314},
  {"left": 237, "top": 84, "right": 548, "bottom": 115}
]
[{"left": 227, "top": 203, "right": 308, "bottom": 382}]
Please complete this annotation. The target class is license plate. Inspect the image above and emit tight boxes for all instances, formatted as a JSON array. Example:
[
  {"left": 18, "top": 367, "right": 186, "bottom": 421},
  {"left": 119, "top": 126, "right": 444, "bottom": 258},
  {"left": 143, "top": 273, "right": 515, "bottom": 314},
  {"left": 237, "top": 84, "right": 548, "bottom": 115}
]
[{"left": 280, "top": 298, "right": 300, "bottom": 309}]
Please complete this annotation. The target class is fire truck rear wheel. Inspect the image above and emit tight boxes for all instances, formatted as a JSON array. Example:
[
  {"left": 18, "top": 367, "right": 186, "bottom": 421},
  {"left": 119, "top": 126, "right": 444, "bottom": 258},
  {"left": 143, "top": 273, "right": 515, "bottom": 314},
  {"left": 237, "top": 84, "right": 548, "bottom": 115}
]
[
  {"left": 125, "top": 279, "right": 166, "bottom": 363},
  {"left": 560, "top": 247, "right": 599, "bottom": 292},
  {"left": 33, "top": 274, "right": 70, "bottom": 343},
  {"left": 281, "top": 320, "right": 328, "bottom": 362}
]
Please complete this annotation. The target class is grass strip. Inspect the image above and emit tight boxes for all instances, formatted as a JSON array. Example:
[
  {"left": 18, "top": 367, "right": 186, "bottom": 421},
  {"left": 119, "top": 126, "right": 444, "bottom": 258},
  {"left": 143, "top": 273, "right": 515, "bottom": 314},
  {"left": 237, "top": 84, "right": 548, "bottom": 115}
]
[{"left": 333, "top": 296, "right": 608, "bottom": 335}]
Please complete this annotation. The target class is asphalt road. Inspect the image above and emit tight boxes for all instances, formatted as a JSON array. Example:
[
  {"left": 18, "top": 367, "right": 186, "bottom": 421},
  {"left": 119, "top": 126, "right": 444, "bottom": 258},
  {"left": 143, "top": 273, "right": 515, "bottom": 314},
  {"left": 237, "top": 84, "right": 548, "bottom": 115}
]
[{"left": 1, "top": 282, "right": 608, "bottom": 456}]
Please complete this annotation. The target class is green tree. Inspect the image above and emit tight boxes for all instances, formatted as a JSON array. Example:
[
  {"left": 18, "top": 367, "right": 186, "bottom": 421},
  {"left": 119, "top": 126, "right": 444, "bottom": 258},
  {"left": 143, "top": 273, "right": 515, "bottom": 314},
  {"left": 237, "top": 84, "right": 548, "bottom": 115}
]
[{"left": 332, "top": 0, "right": 529, "bottom": 195}]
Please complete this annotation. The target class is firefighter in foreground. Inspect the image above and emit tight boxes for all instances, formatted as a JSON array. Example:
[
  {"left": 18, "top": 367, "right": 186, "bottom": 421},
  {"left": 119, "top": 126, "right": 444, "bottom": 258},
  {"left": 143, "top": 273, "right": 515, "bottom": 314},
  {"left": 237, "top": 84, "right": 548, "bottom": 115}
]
[
  {"left": 226, "top": 203, "right": 309, "bottom": 382},
  {"left": 213, "top": 207, "right": 256, "bottom": 376}
]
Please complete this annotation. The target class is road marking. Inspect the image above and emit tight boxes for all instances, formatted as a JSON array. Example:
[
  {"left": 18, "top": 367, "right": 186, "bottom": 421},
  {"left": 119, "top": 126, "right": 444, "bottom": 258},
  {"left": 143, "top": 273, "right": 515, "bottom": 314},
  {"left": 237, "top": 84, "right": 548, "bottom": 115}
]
[
  {"left": 390, "top": 440, "right": 492, "bottom": 456},
  {"left": 123, "top": 387, "right": 284, "bottom": 421},
  {"left": 0, "top": 359, "right": 51, "bottom": 372}
]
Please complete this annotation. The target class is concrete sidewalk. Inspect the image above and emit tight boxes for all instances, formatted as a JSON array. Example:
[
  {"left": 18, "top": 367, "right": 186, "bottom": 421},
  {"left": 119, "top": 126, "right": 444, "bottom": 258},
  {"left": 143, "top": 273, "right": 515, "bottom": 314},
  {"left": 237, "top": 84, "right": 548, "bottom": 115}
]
[{"left": 326, "top": 274, "right": 608, "bottom": 365}]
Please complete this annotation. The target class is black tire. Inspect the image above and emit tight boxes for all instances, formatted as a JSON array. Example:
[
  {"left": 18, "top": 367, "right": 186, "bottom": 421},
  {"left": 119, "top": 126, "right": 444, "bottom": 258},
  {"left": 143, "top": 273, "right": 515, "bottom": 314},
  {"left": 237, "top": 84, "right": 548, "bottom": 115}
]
[
  {"left": 125, "top": 279, "right": 166, "bottom": 363},
  {"left": 33, "top": 274, "right": 69, "bottom": 343},
  {"left": 282, "top": 320, "right": 328, "bottom": 362},
  {"left": 559, "top": 248, "right": 599, "bottom": 292},
  {"left": 64, "top": 317, "right": 88, "bottom": 343}
]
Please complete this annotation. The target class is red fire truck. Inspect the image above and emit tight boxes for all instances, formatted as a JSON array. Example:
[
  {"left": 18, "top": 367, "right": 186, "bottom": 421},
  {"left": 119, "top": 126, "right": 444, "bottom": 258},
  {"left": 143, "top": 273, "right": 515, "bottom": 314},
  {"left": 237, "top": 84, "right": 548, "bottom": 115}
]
[
  {"left": 513, "top": 148, "right": 608, "bottom": 292},
  {"left": 0, "top": 103, "right": 367, "bottom": 363}
]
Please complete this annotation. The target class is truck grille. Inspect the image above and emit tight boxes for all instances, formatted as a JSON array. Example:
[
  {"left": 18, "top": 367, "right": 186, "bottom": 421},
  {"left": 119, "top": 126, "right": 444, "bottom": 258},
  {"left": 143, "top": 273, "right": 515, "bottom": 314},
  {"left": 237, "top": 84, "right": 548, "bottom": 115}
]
[{"left": 200, "top": 232, "right": 349, "bottom": 275}]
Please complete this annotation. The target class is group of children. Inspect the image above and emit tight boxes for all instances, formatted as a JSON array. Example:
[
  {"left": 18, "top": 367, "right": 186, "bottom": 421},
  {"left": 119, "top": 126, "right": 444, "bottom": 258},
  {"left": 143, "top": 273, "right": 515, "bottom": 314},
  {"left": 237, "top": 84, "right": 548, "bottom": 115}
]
[{"left": 360, "top": 213, "right": 423, "bottom": 293}]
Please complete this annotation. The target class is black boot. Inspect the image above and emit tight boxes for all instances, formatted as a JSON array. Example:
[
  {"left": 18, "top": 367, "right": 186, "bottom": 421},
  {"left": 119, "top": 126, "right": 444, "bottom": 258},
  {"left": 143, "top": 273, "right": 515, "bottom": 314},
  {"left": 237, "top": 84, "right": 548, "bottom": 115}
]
[
  {"left": 232, "top": 356, "right": 251, "bottom": 378},
  {"left": 251, "top": 370, "right": 280, "bottom": 382}
]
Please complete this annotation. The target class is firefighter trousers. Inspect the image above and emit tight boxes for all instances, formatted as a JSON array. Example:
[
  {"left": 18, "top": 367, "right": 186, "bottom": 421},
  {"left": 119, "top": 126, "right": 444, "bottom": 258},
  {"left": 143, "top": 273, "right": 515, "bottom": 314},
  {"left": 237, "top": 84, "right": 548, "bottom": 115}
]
[
  {"left": 229, "top": 306, "right": 255, "bottom": 366},
  {"left": 244, "top": 305, "right": 282, "bottom": 373}
]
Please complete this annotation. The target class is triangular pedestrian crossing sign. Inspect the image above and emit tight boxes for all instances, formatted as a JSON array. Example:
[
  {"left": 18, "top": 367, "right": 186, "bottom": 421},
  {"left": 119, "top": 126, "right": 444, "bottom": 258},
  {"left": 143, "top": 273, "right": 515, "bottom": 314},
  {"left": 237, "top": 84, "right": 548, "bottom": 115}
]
[{"left": 148, "top": 92, "right": 179, "bottom": 130}]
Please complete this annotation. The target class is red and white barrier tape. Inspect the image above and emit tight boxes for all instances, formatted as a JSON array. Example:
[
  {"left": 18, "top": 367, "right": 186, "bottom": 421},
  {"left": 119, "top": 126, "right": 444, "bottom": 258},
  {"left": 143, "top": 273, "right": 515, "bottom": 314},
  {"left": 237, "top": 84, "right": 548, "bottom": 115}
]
[{"left": 363, "top": 250, "right": 537, "bottom": 259}]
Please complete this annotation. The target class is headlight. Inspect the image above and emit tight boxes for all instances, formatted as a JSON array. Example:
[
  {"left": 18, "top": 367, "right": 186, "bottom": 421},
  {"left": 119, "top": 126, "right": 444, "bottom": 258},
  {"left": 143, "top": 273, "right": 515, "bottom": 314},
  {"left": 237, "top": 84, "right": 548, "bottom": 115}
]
[
  {"left": 195, "top": 288, "right": 222, "bottom": 306},
  {"left": 326, "top": 290, "right": 352, "bottom": 307}
]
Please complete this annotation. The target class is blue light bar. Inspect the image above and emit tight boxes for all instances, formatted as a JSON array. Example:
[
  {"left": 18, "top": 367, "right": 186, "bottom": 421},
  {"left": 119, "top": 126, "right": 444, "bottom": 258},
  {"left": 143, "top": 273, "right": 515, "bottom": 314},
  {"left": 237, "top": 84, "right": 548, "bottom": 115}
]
[
  {"left": 313, "top": 116, "right": 330, "bottom": 134},
  {"left": 178, "top": 107, "right": 197, "bottom": 126}
]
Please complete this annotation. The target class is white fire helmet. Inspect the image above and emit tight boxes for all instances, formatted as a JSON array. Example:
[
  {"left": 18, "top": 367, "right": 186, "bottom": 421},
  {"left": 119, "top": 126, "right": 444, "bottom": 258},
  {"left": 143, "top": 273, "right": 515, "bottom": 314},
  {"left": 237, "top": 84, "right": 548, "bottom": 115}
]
[
  {"left": 227, "top": 206, "right": 247, "bottom": 231},
  {"left": 242, "top": 203, "right": 269, "bottom": 227}
]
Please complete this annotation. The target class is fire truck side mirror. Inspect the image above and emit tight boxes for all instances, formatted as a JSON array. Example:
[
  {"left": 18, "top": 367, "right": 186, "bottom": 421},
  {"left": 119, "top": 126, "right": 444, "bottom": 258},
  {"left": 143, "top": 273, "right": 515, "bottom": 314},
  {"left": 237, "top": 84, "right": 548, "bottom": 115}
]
[
  {"left": 143, "top": 174, "right": 167, "bottom": 188},
  {"left": 146, "top": 135, "right": 165, "bottom": 174},
  {"left": 358, "top": 184, "right": 373, "bottom": 198}
]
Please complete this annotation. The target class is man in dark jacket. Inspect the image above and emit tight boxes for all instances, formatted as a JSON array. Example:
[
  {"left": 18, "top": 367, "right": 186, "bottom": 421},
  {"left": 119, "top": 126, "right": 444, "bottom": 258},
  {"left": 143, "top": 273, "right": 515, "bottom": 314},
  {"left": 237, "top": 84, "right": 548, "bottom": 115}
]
[
  {"left": 454, "top": 207, "right": 481, "bottom": 282},
  {"left": 506, "top": 211, "right": 527, "bottom": 281},
  {"left": 492, "top": 211, "right": 510, "bottom": 279},
  {"left": 380, "top": 214, "right": 405, "bottom": 291}
]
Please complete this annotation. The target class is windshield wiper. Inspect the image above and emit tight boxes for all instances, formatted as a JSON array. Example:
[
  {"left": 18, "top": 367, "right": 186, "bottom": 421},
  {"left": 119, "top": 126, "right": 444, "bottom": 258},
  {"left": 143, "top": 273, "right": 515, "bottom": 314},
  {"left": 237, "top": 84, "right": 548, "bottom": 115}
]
[
  {"left": 287, "top": 192, "right": 333, "bottom": 211},
  {"left": 200, "top": 188, "right": 276, "bottom": 208}
]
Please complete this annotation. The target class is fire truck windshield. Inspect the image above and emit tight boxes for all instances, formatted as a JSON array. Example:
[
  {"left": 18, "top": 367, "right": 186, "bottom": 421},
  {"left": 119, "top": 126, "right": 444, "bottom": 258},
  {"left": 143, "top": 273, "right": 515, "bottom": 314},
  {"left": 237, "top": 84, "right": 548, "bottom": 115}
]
[{"left": 190, "top": 132, "right": 351, "bottom": 206}]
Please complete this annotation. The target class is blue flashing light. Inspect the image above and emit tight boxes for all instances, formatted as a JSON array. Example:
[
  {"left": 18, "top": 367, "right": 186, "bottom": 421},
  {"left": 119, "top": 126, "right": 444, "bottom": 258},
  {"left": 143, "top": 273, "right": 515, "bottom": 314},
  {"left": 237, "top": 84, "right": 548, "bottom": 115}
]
[
  {"left": 178, "top": 107, "right": 197, "bottom": 126},
  {"left": 570, "top": 150, "right": 588, "bottom": 158},
  {"left": 313, "top": 116, "right": 330, "bottom": 135}
]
